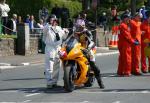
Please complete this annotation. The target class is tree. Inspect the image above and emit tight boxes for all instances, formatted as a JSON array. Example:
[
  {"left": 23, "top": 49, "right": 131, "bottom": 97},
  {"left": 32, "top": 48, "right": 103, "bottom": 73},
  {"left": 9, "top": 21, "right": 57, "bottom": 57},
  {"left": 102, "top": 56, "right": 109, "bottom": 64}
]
[
  {"left": 7, "top": 0, "right": 82, "bottom": 21},
  {"left": 131, "top": 0, "right": 136, "bottom": 16}
]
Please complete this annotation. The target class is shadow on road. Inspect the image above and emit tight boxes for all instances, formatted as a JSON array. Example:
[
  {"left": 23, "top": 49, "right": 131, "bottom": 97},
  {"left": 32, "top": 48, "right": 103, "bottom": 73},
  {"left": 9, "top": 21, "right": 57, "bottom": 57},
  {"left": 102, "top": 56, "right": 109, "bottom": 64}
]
[
  {"left": 0, "top": 86, "right": 68, "bottom": 94},
  {"left": 2, "top": 78, "right": 45, "bottom": 81},
  {"left": 101, "top": 73, "right": 150, "bottom": 77}
]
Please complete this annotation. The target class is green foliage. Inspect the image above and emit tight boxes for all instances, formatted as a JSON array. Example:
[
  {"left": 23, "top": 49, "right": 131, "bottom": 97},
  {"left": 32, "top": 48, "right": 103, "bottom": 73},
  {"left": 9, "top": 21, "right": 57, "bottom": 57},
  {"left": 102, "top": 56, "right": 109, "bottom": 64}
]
[
  {"left": 7, "top": 0, "right": 43, "bottom": 20},
  {"left": 0, "top": 35, "right": 17, "bottom": 39},
  {"left": 43, "top": 0, "right": 82, "bottom": 18},
  {"left": 7, "top": 0, "right": 82, "bottom": 21}
]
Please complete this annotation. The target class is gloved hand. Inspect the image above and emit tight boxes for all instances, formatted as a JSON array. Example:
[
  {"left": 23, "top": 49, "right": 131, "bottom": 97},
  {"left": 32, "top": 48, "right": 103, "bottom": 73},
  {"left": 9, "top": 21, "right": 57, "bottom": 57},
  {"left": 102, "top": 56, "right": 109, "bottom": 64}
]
[
  {"left": 81, "top": 49, "right": 90, "bottom": 59},
  {"left": 134, "top": 40, "right": 139, "bottom": 45}
]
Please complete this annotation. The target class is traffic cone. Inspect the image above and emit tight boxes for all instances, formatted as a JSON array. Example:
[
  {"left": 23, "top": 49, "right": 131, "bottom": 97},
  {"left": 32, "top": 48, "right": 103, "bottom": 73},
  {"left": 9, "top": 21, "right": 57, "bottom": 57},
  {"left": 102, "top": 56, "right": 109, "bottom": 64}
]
[{"left": 109, "top": 25, "right": 118, "bottom": 50}]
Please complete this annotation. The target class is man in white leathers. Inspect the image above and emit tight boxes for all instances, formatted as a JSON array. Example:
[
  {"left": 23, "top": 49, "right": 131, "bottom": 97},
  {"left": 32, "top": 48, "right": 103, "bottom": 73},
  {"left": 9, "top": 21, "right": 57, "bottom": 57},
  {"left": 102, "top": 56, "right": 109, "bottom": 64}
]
[{"left": 43, "top": 14, "right": 68, "bottom": 88}]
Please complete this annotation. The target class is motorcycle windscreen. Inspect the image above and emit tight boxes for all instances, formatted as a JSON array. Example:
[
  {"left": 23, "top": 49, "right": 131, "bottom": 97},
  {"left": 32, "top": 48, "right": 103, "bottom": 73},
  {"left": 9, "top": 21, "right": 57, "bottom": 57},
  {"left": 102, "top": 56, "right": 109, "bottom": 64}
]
[{"left": 66, "top": 37, "right": 78, "bottom": 53}]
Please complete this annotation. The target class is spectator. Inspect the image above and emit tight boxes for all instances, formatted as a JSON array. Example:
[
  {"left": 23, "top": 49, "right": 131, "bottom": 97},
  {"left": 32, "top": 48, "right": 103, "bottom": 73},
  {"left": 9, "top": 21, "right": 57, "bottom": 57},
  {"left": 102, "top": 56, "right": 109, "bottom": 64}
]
[
  {"left": 17, "top": 16, "right": 23, "bottom": 24},
  {"left": 124, "top": 9, "right": 131, "bottom": 17},
  {"left": 37, "top": 19, "right": 44, "bottom": 34},
  {"left": 37, "top": 19, "right": 44, "bottom": 29},
  {"left": 6, "top": 14, "right": 17, "bottom": 35},
  {"left": 60, "top": 4, "right": 70, "bottom": 28},
  {"left": 29, "top": 15, "right": 37, "bottom": 34},
  {"left": 39, "top": 7, "right": 49, "bottom": 24},
  {"left": 37, "top": 19, "right": 44, "bottom": 53},
  {"left": 139, "top": 5, "right": 147, "bottom": 21},
  {"left": 24, "top": 14, "right": 30, "bottom": 23},
  {"left": 0, "top": 0, "right": 10, "bottom": 34},
  {"left": 99, "top": 12, "right": 107, "bottom": 30},
  {"left": 111, "top": 5, "right": 117, "bottom": 17},
  {"left": 100, "top": 12, "right": 109, "bottom": 46}
]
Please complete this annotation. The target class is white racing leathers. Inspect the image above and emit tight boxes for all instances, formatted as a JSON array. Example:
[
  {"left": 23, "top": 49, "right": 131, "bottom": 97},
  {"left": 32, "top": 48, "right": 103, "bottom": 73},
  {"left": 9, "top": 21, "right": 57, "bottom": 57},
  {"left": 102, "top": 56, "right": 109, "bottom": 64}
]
[{"left": 43, "top": 23, "right": 67, "bottom": 85}]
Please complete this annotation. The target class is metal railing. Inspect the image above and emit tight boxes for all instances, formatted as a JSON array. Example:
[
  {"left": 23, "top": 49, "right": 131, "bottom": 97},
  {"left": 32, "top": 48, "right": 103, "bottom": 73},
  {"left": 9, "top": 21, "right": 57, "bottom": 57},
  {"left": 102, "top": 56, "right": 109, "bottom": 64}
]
[
  {"left": 1, "top": 24, "right": 17, "bottom": 35},
  {"left": 30, "top": 28, "right": 43, "bottom": 37}
]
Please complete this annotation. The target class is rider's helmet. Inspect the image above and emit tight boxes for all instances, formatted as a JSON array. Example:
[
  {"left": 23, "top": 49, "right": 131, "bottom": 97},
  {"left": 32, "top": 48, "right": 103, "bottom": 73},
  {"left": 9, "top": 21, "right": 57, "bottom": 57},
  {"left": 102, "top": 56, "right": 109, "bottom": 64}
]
[{"left": 75, "top": 19, "right": 86, "bottom": 32}]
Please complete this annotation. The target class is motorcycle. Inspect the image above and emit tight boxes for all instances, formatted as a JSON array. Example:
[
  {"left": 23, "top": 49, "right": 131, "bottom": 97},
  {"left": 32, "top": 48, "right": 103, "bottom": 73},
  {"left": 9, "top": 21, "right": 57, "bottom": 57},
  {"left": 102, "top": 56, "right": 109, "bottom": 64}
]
[
  {"left": 59, "top": 36, "right": 95, "bottom": 92},
  {"left": 144, "top": 38, "right": 150, "bottom": 57}
]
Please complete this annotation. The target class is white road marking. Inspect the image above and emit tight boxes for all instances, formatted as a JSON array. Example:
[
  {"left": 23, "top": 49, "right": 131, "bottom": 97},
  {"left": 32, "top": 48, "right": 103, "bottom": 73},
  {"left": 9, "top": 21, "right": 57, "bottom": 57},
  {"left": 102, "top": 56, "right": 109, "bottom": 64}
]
[
  {"left": 141, "top": 91, "right": 149, "bottom": 93},
  {"left": 0, "top": 66, "right": 16, "bottom": 69},
  {"left": 21, "top": 63, "right": 30, "bottom": 66},
  {"left": 25, "top": 93, "right": 41, "bottom": 97},
  {"left": 112, "top": 101, "right": 121, "bottom": 103},
  {"left": 21, "top": 100, "right": 31, "bottom": 103},
  {"left": 0, "top": 102, "right": 16, "bottom": 103},
  {"left": 96, "top": 51, "right": 119, "bottom": 56},
  {"left": 0, "top": 63, "right": 11, "bottom": 66},
  {"left": 0, "top": 90, "right": 18, "bottom": 93},
  {"left": 81, "top": 101, "right": 89, "bottom": 103}
]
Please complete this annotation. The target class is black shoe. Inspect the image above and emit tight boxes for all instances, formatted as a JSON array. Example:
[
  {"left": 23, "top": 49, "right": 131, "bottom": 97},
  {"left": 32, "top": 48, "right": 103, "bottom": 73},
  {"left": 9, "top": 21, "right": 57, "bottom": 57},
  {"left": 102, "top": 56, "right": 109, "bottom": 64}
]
[
  {"left": 96, "top": 77, "right": 105, "bottom": 89},
  {"left": 99, "top": 82, "right": 105, "bottom": 89},
  {"left": 142, "top": 70, "right": 148, "bottom": 73},
  {"left": 132, "top": 72, "right": 142, "bottom": 76},
  {"left": 148, "top": 68, "right": 150, "bottom": 73},
  {"left": 47, "top": 84, "right": 57, "bottom": 89}
]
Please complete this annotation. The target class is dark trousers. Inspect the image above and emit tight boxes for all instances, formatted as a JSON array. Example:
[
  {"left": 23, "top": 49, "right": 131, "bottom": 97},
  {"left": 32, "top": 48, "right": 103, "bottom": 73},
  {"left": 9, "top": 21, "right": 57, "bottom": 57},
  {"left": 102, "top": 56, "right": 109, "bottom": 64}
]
[
  {"left": 1, "top": 17, "right": 8, "bottom": 34},
  {"left": 89, "top": 61, "right": 101, "bottom": 78}
]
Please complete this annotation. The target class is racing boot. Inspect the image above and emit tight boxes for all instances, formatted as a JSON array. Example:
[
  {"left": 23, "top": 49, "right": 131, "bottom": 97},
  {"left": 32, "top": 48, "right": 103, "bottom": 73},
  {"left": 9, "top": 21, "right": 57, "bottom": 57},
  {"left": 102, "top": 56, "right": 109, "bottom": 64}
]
[
  {"left": 89, "top": 61, "right": 105, "bottom": 89},
  {"left": 95, "top": 76, "right": 105, "bottom": 89}
]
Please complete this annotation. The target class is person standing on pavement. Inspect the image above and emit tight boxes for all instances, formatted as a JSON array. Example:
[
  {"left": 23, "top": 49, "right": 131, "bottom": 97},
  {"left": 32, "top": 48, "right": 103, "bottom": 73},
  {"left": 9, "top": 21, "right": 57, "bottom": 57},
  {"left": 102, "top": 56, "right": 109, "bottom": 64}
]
[
  {"left": 140, "top": 12, "right": 150, "bottom": 73},
  {"left": 39, "top": 7, "right": 49, "bottom": 24},
  {"left": 0, "top": 0, "right": 10, "bottom": 34},
  {"left": 130, "top": 13, "right": 142, "bottom": 75},
  {"left": 117, "top": 14, "right": 139, "bottom": 76},
  {"left": 29, "top": 15, "right": 37, "bottom": 34},
  {"left": 6, "top": 14, "right": 17, "bottom": 35},
  {"left": 42, "top": 14, "right": 68, "bottom": 88}
]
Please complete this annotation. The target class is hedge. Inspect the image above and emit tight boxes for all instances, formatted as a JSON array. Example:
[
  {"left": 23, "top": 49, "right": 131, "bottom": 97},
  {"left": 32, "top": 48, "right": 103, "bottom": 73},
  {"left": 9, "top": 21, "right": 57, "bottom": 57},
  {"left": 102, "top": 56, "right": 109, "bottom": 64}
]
[{"left": 0, "top": 35, "right": 17, "bottom": 39}]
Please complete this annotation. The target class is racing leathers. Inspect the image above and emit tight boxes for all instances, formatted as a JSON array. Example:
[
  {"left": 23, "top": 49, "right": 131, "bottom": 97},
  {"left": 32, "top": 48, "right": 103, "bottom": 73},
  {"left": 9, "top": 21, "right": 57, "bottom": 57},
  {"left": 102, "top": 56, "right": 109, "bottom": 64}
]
[{"left": 75, "top": 28, "right": 105, "bottom": 89}]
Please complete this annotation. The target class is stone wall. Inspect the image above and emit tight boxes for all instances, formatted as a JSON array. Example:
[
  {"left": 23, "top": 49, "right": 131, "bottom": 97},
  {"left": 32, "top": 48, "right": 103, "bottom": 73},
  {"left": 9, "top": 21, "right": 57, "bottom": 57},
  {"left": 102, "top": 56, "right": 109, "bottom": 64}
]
[
  {"left": 28, "top": 37, "right": 39, "bottom": 55},
  {"left": 0, "top": 37, "right": 39, "bottom": 57},
  {"left": 0, "top": 38, "right": 15, "bottom": 57}
]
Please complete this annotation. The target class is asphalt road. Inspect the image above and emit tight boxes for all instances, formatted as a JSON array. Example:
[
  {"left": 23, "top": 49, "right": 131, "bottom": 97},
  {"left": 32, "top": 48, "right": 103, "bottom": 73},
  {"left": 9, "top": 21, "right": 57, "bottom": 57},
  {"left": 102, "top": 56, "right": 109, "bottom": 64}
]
[{"left": 0, "top": 54, "right": 150, "bottom": 103}]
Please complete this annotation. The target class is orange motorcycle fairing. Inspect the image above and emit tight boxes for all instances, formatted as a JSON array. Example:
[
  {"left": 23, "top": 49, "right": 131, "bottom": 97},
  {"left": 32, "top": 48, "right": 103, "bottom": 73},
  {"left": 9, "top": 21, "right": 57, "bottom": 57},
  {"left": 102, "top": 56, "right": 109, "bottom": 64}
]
[{"left": 61, "top": 43, "right": 89, "bottom": 86}]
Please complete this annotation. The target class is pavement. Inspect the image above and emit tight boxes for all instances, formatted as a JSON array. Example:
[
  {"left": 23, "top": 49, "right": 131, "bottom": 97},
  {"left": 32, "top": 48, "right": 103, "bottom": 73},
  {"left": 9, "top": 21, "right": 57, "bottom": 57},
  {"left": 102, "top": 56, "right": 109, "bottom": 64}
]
[{"left": 0, "top": 47, "right": 118, "bottom": 68}]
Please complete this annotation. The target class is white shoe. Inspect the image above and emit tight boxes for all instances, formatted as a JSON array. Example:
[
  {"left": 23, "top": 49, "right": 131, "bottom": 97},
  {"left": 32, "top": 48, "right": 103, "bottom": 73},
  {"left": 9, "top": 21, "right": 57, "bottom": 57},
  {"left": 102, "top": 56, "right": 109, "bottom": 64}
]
[{"left": 47, "top": 81, "right": 57, "bottom": 89}]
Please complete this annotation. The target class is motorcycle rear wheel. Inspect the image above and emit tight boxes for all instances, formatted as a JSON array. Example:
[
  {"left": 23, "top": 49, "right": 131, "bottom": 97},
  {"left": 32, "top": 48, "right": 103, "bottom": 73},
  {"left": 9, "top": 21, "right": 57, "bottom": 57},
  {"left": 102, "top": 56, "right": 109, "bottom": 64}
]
[{"left": 64, "top": 65, "right": 75, "bottom": 92}]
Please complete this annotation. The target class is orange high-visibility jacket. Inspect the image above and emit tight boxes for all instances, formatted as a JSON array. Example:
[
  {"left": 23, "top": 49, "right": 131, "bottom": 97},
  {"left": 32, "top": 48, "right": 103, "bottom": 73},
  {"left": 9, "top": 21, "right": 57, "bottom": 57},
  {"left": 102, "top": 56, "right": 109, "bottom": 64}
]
[
  {"left": 118, "top": 22, "right": 134, "bottom": 46},
  {"left": 130, "top": 20, "right": 142, "bottom": 43},
  {"left": 141, "top": 20, "right": 150, "bottom": 41}
]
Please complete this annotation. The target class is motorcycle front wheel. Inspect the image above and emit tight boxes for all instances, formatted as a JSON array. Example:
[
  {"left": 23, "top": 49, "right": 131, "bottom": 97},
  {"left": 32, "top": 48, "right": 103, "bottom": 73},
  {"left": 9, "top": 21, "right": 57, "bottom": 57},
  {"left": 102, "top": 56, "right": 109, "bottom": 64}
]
[{"left": 64, "top": 65, "right": 75, "bottom": 92}]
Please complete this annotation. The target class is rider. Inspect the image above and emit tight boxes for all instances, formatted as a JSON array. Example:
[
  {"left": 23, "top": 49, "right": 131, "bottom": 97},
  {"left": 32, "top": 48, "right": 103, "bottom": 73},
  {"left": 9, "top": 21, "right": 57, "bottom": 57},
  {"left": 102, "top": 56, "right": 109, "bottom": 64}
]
[{"left": 73, "top": 13, "right": 105, "bottom": 89}]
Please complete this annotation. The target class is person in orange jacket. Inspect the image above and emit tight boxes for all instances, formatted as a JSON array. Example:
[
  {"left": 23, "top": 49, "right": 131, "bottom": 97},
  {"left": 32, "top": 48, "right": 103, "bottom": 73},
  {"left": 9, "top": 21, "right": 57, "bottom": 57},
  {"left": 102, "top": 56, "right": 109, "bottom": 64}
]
[
  {"left": 130, "top": 13, "right": 142, "bottom": 75},
  {"left": 117, "top": 14, "right": 139, "bottom": 76},
  {"left": 140, "top": 13, "right": 150, "bottom": 73}
]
